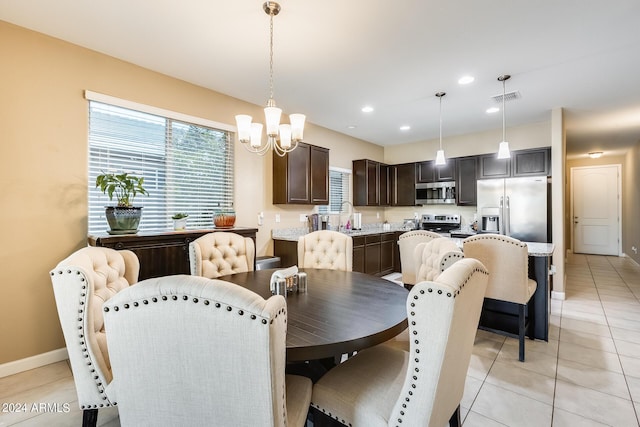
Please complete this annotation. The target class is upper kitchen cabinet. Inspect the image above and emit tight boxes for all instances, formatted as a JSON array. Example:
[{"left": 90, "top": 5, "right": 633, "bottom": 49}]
[
  {"left": 353, "top": 159, "right": 380, "bottom": 206},
  {"left": 478, "top": 147, "right": 550, "bottom": 179},
  {"left": 389, "top": 162, "right": 416, "bottom": 206},
  {"left": 456, "top": 156, "right": 478, "bottom": 206},
  {"left": 416, "top": 160, "right": 456, "bottom": 183},
  {"left": 478, "top": 154, "right": 511, "bottom": 179},
  {"left": 512, "top": 147, "right": 551, "bottom": 177},
  {"left": 273, "top": 142, "right": 329, "bottom": 205}
]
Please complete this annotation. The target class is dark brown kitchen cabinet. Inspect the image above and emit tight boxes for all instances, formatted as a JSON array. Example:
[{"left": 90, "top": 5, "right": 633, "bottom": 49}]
[
  {"left": 353, "top": 159, "right": 380, "bottom": 206},
  {"left": 456, "top": 156, "right": 478, "bottom": 206},
  {"left": 512, "top": 148, "right": 550, "bottom": 177},
  {"left": 352, "top": 236, "right": 366, "bottom": 273},
  {"left": 478, "top": 154, "right": 511, "bottom": 179},
  {"left": 416, "top": 160, "right": 456, "bottom": 183},
  {"left": 273, "top": 142, "right": 329, "bottom": 204},
  {"left": 478, "top": 147, "right": 550, "bottom": 179},
  {"left": 364, "top": 234, "right": 382, "bottom": 275},
  {"left": 380, "top": 233, "right": 396, "bottom": 275},
  {"left": 379, "top": 163, "right": 390, "bottom": 206},
  {"left": 89, "top": 228, "right": 258, "bottom": 281},
  {"left": 389, "top": 162, "right": 416, "bottom": 206}
]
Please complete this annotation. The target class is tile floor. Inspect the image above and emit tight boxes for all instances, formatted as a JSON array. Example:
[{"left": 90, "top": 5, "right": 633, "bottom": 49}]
[{"left": 2, "top": 253, "right": 640, "bottom": 426}]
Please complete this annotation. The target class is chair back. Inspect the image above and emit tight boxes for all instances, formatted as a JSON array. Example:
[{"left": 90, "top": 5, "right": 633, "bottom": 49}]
[
  {"left": 463, "top": 233, "right": 531, "bottom": 304},
  {"left": 103, "top": 275, "right": 289, "bottom": 427},
  {"left": 297, "top": 230, "right": 353, "bottom": 271},
  {"left": 390, "top": 258, "right": 488, "bottom": 427},
  {"left": 50, "top": 246, "right": 139, "bottom": 408},
  {"left": 189, "top": 231, "right": 255, "bottom": 278},
  {"left": 414, "top": 238, "right": 464, "bottom": 282},
  {"left": 398, "top": 230, "right": 442, "bottom": 285}
]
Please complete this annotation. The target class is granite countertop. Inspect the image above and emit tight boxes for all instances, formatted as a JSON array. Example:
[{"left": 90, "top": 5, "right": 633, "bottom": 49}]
[
  {"left": 272, "top": 226, "right": 555, "bottom": 257},
  {"left": 272, "top": 223, "right": 411, "bottom": 242},
  {"left": 449, "top": 237, "right": 555, "bottom": 257}
]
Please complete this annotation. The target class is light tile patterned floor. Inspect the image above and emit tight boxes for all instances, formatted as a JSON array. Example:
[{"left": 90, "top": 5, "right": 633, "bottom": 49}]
[{"left": 1, "top": 254, "right": 640, "bottom": 426}]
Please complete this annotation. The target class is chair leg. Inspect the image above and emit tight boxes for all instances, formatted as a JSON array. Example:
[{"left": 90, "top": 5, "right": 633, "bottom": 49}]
[
  {"left": 518, "top": 304, "right": 526, "bottom": 362},
  {"left": 82, "top": 408, "right": 98, "bottom": 427},
  {"left": 449, "top": 404, "right": 462, "bottom": 427}
]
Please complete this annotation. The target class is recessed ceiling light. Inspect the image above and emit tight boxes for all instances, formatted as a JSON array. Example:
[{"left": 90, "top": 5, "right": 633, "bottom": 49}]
[
  {"left": 458, "top": 76, "right": 475, "bottom": 85},
  {"left": 361, "top": 106, "right": 374, "bottom": 113},
  {"left": 588, "top": 151, "right": 603, "bottom": 159},
  {"left": 347, "top": 125, "right": 357, "bottom": 129},
  {"left": 400, "top": 125, "right": 411, "bottom": 131},
  {"left": 486, "top": 107, "right": 500, "bottom": 114}
]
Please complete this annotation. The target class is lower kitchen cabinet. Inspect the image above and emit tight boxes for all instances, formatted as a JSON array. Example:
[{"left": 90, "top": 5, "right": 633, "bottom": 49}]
[{"left": 275, "top": 232, "right": 398, "bottom": 277}]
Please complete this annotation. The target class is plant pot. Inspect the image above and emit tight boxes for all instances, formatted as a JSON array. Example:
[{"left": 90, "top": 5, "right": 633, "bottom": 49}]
[
  {"left": 214, "top": 208, "right": 236, "bottom": 228},
  {"left": 105, "top": 206, "right": 142, "bottom": 235},
  {"left": 173, "top": 218, "right": 188, "bottom": 231}
]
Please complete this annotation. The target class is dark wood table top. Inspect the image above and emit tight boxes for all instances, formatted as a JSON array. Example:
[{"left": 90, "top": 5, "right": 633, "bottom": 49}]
[{"left": 218, "top": 268, "right": 409, "bottom": 362}]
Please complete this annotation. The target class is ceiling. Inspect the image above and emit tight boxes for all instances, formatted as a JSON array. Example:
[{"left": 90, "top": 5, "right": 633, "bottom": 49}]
[{"left": 2, "top": 1, "right": 640, "bottom": 159}]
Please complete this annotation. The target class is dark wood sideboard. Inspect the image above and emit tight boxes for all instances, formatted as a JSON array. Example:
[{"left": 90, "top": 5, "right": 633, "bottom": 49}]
[{"left": 88, "top": 227, "right": 258, "bottom": 281}]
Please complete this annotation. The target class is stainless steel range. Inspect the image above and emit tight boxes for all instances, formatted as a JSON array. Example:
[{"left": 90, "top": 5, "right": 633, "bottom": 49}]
[{"left": 420, "top": 214, "right": 461, "bottom": 235}]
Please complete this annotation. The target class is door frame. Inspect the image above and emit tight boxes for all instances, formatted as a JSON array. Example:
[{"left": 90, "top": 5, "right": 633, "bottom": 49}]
[{"left": 570, "top": 164, "right": 622, "bottom": 256}]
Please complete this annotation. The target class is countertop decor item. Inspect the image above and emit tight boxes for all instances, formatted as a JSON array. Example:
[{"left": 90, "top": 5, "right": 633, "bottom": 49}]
[
  {"left": 171, "top": 213, "right": 188, "bottom": 230},
  {"left": 96, "top": 171, "right": 149, "bottom": 234},
  {"left": 234, "top": 1, "right": 305, "bottom": 156},
  {"left": 213, "top": 205, "right": 236, "bottom": 228}
]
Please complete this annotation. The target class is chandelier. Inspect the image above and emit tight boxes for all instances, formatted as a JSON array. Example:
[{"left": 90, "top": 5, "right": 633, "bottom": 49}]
[{"left": 235, "top": 2, "right": 305, "bottom": 157}]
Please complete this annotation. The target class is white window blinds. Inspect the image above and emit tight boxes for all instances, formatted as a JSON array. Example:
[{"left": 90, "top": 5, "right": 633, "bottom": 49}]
[
  {"left": 319, "top": 168, "right": 351, "bottom": 214},
  {"left": 88, "top": 99, "right": 234, "bottom": 233}
]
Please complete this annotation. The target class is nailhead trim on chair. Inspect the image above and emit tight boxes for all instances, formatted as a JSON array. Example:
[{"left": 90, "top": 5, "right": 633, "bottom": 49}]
[
  {"left": 394, "top": 266, "right": 487, "bottom": 427},
  {"left": 104, "top": 294, "right": 282, "bottom": 324},
  {"left": 50, "top": 269, "right": 115, "bottom": 409}
]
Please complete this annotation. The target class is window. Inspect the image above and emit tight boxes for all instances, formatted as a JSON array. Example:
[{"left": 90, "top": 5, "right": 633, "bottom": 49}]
[
  {"left": 318, "top": 167, "right": 351, "bottom": 214},
  {"left": 87, "top": 92, "right": 234, "bottom": 233}
]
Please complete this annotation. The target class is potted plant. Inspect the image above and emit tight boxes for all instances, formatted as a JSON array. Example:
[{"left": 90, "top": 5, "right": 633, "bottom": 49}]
[
  {"left": 171, "top": 213, "right": 189, "bottom": 230},
  {"left": 96, "top": 172, "right": 149, "bottom": 234}
]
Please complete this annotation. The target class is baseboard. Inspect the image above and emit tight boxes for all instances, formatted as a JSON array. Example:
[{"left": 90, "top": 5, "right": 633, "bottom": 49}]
[
  {"left": 0, "top": 348, "right": 68, "bottom": 378},
  {"left": 551, "top": 291, "right": 566, "bottom": 301}
]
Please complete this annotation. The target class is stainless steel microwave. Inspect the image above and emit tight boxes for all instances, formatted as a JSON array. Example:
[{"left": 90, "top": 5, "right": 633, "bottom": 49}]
[{"left": 415, "top": 181, "right": 456, "bottom": 205}]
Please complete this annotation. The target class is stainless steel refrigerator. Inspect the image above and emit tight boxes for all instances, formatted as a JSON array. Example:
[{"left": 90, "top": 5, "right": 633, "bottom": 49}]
[{"left": 477, "top": 176, "right": 550, "bottom": 243}]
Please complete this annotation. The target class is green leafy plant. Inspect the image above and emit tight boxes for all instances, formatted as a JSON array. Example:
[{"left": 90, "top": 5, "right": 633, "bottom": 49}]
[
  {"left": 171, "top": 213, "right": 189, "bottom": 220},
  {"left": 95, "top": 172, "right": 149, "bottom": 207}
]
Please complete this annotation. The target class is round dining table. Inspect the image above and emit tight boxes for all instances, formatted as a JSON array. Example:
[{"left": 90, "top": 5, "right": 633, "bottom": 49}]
[{"left": 217, "top": 268, "right": 409, "bottom": 362}]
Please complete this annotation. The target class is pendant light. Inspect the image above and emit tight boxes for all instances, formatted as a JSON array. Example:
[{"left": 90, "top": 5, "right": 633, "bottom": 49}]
[
  {"left": 497, "top": 74, "right": 511, "bottom": 159},
  {"left": 235, "top": 2, "right": 305, "bottom": 157},
  {"left": 434, "top": 92, "right": 446, "bottom": 166}
]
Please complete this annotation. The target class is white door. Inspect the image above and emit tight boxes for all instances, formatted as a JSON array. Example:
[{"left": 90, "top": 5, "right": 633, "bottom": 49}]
[{"left": 572, "top": 165, "right": 620, "bottom": 255}]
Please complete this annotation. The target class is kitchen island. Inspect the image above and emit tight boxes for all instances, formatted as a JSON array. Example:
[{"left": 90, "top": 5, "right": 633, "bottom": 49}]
[{"left": 273, "top": 227, "right": 554, "bottom": 341}]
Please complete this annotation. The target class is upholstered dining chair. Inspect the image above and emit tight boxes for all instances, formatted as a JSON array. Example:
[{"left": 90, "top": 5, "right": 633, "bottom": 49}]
[
  {"left": 463, "top": 233, "right": 537, "bottom": 362},
  {"left": 385, "top": 237, "right": 464, "bottom": 352},
  {"left": 103, "top": 274, "right": 312, "bottom": 427},
  {"left": 414, "top": 237, "right": 464, "bottom": 282},
  {"left": 189, "top": 231, "right": 255, "bottom": 278},
  {"left": 298, "top": 230, "right": 353, "bottom": 271},
  {"left": 397, "top": 230, "right": 442, "bottom": 288},
  {"left": 310, "top": 258, "right": 489, "bottom": 427},
  {"left": 50, "top": 246, "right": 140, "bottom": 427}
]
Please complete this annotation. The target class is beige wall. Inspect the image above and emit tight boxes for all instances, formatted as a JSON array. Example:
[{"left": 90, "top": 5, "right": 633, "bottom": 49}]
[
  {"left": 0, "top": 21, "right": 381, "bottom": 365},
  {"left": 623, "top": 143, "right": 640, "bottom": 264}
]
